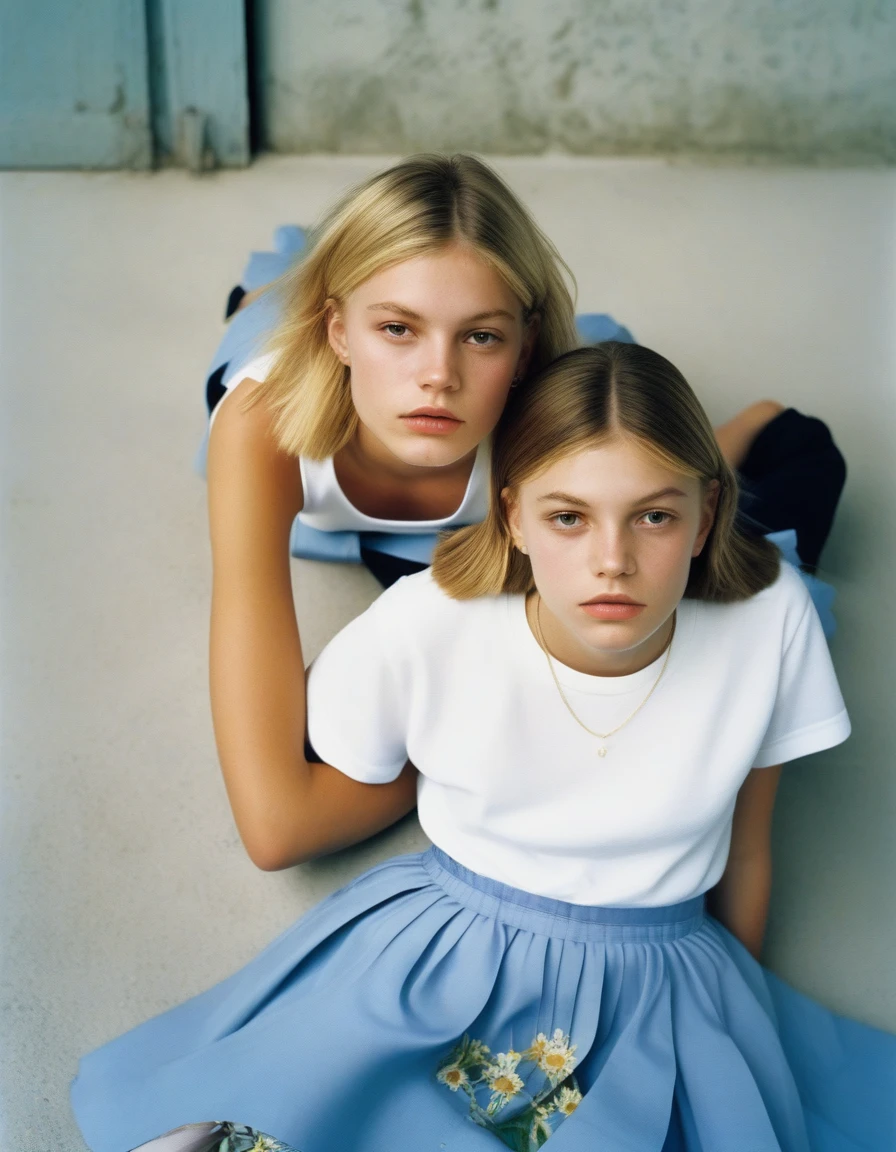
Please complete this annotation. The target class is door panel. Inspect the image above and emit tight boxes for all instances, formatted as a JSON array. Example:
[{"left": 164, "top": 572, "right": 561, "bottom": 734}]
[
  {"left": 0, "top": 0, "right": 152, "bottom": 169},
  {"left": 0, "top": 0, "right": 249, "bottom": 170}
]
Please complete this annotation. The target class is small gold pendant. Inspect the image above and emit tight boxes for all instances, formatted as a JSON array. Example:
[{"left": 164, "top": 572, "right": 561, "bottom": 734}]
[{"left": 597, "top": 746, "right": 608, "bottom": 758}]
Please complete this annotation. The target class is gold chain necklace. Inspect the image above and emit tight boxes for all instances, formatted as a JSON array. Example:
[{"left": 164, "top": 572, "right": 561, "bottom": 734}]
[{"left": 532, "top": 595, "right": 676, "bottom": 758}]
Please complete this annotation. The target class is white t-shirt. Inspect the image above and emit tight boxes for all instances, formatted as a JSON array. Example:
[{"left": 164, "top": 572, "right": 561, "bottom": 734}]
[
  {"left": 306, "top": 563, "right": 850, "bottom": 907},
  {"left": 210, "top": 353, "right": 489, "bottom": 535}
]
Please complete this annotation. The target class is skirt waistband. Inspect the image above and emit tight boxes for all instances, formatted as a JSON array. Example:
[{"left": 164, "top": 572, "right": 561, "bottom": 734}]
[{"left": 422, "top": 846, "right": 705, "bottom": 943}]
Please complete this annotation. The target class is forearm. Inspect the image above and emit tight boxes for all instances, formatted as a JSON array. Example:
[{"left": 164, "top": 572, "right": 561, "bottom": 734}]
[
  {"left": 706, "top": 851, "right": 772, "bottom": 960},
  {"left": 210, "top": 534, "right": 419, "bottom": 868},
  {"left": 207, "top": 392, "right": 417, "bottom": 869},
  {"left": 210, "top": 558, "right": 310, "bottom": 866}
]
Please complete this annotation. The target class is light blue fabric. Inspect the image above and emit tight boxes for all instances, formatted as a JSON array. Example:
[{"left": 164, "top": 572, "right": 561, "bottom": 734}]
[
  {"left": 574, "top": 313, "right": 635, "bottom": 345},
  {"left": 71, "top": 846, "right": 896, "bottom": 1152},
  {"left": 766, "top": 530, "right": 836, "bottom": 639},
  {"left": 288, "top": 519, "right": 440, "bottom": 565},
  {"left": 193, "top": 228, "right": 306, "bottom": 478}
]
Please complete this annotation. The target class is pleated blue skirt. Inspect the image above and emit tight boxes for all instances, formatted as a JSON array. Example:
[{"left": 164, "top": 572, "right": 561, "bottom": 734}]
[{"left": 71, "top": 847, "right": 896, "bottom": 1152}]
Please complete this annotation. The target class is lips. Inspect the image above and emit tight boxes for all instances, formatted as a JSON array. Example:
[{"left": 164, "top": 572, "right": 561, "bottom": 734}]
[
  {"left": 400, "top": 407, "right": 464, "bottom": 436},
  {"left": 402, "top": 407, "right": 462, "bottom": 421},
  {"left": 580, "top": 595, "right": 645, "bottom": 620},
  {"left": 582, "top": 595, "right": 643, "bottom": 606}
]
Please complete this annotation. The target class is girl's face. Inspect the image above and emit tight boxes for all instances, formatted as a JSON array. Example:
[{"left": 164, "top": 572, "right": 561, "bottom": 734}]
[
  {"left": 506, "top": 437, "right": 718, "bottom": 677},
  {"left": 327, "top": 245, "right": 536, "bottom": 470}
]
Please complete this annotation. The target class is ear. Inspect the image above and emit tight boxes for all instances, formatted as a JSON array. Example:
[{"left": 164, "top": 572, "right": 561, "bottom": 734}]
[
  {"left": 514, "top": 312, "right": 541, "bottom": 381},
  {"left": 326, "top": 300, "right": 350, "bottom": 365},
  {"left": 501, "top": 487, "right": 525, "bottom": 550},
  {"left": 692, "top": 480, "right": 720, "bottom": 557}
]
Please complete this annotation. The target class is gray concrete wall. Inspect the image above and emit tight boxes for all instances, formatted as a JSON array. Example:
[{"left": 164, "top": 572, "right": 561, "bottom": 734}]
[{"left": 254, "top": 0, "right": 896, "bottom": 163}]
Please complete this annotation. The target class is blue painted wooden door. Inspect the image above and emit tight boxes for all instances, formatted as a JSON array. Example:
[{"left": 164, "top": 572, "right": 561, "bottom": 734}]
[
  {"left": 0, "top": 0, "right": 248, "bottom": 169},
  {"left": 0, "top": 0, "right": 152, "bottom": 168}
]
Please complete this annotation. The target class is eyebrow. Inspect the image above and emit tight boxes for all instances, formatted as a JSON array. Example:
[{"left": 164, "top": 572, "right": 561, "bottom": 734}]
[
  {"left": 537, "top": 491, "right": 591, "bottom": 508},
  {"left": 536, "top": 487, "right": 688, "bottom": 506},
  {"left": 366, "top": 302, "right": 517, "bottom": 323},
  {"left": 635, "top": 487, "right": 689, "bottom": 503}
]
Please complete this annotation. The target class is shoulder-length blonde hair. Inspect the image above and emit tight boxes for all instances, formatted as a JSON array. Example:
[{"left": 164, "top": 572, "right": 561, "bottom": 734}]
[
  {"left": 253, "top": 153, "right": 578, "bottom": 459},
  {"left": 432, "top": 342, "right": 780, "bottom": 603}
]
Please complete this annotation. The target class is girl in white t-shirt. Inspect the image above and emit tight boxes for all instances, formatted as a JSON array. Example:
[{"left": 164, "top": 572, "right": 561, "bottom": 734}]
[{"left": 73, "top": 342, "right": 891, "bottom": 1152}]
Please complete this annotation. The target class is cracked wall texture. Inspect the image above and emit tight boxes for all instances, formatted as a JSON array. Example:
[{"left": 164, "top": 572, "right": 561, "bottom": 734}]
[{"left": 254, "top": 0, "right": 896, "bottom": 162}]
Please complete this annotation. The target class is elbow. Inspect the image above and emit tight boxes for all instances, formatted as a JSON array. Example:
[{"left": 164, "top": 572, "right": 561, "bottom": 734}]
[
  {"left": 222, "top": 757, "right": 320, "bottom": 871},
  {"left": 237, "top": 811, "right": 310, "bottom": 870},
  {"left": 242, "top": 823, "right": 347, "bottom": 871},
  {"left": 241, "top": 828, "right": 317, "bottom": 872},
  {"left": 246, "top": 842, "right": 296, "bottom": 872},
  {"left": 238, "top": 818, "right": 316, "bottom": 872}
]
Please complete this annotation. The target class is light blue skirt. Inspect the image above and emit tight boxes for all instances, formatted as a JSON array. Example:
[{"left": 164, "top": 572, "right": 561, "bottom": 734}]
[{"left": 72, "top": 847, "right": 895, "bottom": 1152}]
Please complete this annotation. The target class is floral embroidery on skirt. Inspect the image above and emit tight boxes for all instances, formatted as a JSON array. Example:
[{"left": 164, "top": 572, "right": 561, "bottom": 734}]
[
  {"left": 212, "top": 1123, "right": 296, "bottom": 1152},
  {"left": 437, "top": 1030, "right": 582, "bottom": 1149}
]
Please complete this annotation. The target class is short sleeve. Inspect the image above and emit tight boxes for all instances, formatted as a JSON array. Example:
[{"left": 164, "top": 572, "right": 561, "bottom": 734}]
[
  {"left": 753, "top": 578, "right": 850, "bottom": 768},
  {"left": 305, "top": 594, "right": 409, "bottom": 784}
]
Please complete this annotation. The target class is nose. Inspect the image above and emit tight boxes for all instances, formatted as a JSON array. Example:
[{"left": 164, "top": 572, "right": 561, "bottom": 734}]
[
  {"left": 418, "top": 337, "right": 460, "bottom": 393},
  {"left": 590, "top": 524, "right": 635, "bottom": 579}
]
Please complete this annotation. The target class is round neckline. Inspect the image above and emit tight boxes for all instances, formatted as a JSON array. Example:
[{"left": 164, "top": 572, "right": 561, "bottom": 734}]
[
  {"left": 512, "top": 592, "right": 692, "bottom": 696},
  {"left": 317, "top": 439, "right": 490, "bottom": 530}
]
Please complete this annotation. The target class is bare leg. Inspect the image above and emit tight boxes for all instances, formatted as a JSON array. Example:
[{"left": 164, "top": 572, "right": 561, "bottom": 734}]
[{"left": 714, "top": 400, "right": 786, "bottom": 471}]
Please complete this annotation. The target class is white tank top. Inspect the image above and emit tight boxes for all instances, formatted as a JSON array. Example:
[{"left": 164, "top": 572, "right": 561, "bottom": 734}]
[
  {"left": 298, "top": 447, "right": 489, "bottom": 534},
  {"left": 211, "top": 353, "right": 491, "bottom": 535}
]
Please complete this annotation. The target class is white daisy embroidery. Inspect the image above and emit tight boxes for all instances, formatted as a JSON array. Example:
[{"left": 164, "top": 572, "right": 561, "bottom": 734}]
[
  {"left": 250, "top": 1136, "right": 288, "bottom": 1152},
  {"left": 437, "top": 1063, "right": 469, "bottom": 1091},
  {"left": 555, "top": 1084, "right": 583, "bottom": 1116},
  {"left": 536, "top": 1028, "right": 578, "bottom": 1083},
  {"left": 484, "top": 1050, "right": 524, "bottom": 1111}
]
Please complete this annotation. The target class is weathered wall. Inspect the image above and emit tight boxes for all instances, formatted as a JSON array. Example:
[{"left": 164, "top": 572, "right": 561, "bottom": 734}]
[{"left": 254, "top": 0, "right": 896, "bottom": 163}]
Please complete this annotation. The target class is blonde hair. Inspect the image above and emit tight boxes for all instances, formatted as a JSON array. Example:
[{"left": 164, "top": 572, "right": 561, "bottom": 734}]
[
  {"left": 253, "top": 153, "right": 578, "bottom": 459},
  {"left": 432, "top": 342, "right": 780, "bottom": 603}
]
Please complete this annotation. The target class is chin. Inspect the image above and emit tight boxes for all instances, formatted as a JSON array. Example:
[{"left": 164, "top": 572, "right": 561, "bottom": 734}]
[
  {"left": 394, "top": 438, "right": 473, "bottom": 468},
  {"left": 583, "top": 634, "right": 645, "bottom": 655},
  {"left": 576, "top": 619, "right": 652, "bottom": 651}
]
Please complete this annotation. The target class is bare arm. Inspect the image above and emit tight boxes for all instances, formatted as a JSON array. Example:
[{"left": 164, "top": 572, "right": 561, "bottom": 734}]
[
  {"left": 706, "top": 765, "right": 783, "bottom": 959},
  {"left": 206, "top": 389, "right": 417, "bottom": 871}
]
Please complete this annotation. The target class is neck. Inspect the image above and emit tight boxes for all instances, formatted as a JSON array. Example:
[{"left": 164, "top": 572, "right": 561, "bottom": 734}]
[{"left": 529, "top": 594, "right": 676, "bottom": 677}]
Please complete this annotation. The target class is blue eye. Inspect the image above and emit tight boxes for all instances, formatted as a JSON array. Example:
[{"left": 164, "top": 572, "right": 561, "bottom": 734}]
[
  {"left": 643, "top": 510, "right": 671, "bottom": 526},
  {"left": 552, "top": 512, "right": 581, "bottom": 528}
]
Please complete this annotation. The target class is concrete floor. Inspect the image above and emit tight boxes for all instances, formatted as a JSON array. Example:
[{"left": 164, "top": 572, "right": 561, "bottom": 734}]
[{"left": 1, "top": 155, "right": 894, "bottom": 1150}]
